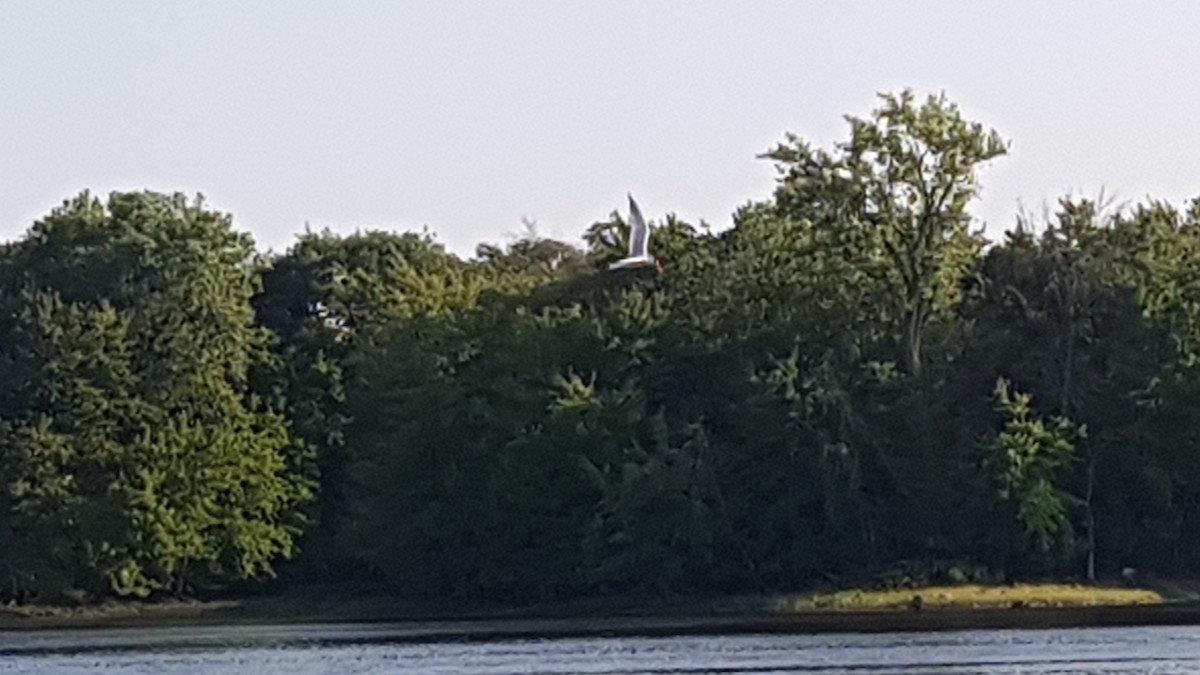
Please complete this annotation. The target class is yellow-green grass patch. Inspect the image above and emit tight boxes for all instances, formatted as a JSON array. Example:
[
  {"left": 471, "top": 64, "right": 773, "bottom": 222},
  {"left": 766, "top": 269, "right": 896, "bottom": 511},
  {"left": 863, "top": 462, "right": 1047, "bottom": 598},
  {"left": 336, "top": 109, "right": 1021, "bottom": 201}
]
[{"left": 788, "top": 584, "right": 1162, "bottom": 611}]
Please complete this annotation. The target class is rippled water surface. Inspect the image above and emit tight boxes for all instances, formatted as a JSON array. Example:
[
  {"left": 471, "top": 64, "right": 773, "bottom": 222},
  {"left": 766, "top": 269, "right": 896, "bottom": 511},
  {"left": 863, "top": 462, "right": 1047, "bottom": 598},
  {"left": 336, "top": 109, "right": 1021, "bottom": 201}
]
[{"left": 3, "top": 623, "right": 1200, "bottom": 674}]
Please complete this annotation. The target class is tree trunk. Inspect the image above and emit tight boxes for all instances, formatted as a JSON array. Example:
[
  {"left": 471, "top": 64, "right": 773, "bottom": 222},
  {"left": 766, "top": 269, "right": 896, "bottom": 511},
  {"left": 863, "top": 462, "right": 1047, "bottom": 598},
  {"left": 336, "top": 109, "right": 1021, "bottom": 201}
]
[
  {"left": 902, "top": 300, "right": 925, "bottom": 377},
  {"left": 1085, "top": 454, "right": 1096, "bottom": 582}
]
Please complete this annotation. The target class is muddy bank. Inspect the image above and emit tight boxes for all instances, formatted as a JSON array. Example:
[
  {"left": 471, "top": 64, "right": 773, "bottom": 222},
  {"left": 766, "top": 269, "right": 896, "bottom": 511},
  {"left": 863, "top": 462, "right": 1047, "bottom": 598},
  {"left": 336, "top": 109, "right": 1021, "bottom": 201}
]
[{"left": 5, "top": 598, "right": 1200, "bottom": 639}]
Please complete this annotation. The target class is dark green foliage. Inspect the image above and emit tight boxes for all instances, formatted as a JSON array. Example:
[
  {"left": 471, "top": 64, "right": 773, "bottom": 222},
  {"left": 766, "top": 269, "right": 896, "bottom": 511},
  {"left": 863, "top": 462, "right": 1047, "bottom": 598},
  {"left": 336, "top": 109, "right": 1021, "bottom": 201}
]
[
  {"left": 7, "top": 91, "right": 1200, "bottom": 606},
  {"left": 0, "top": 192, "right": 309, "bottom": 600}
]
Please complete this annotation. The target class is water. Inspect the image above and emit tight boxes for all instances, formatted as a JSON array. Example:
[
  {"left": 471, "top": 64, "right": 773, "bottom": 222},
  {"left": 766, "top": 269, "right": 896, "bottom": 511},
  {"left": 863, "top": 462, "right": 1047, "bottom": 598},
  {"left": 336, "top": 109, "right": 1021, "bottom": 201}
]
[{"left": 2, "top": 623, "right": 1199, "bottom": 674}]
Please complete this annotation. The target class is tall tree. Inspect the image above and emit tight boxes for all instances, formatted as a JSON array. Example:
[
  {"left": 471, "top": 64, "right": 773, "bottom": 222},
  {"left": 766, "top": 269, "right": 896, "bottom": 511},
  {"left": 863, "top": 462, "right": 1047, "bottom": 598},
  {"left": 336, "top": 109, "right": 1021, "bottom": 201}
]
[
  {"left": 0, "top": 191, "right": 309, "bottom": 599},
  {"left": 764, "top": 90, "right": 1007, "bottom": 376}
]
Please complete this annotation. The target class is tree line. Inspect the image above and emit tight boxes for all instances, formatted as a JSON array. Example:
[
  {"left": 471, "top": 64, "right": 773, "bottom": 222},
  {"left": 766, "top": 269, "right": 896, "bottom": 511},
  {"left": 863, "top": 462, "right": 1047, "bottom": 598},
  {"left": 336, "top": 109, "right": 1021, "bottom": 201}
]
[{"left": 4, "top": 90, "right": 1200, "bottom": 604}]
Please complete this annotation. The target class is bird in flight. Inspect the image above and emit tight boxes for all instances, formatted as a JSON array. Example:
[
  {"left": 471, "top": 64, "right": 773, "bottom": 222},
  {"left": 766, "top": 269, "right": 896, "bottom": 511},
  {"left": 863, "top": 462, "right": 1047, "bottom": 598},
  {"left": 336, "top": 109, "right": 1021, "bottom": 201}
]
[{"left": 608, "top": 194, "right": 662, "bottom": 272}]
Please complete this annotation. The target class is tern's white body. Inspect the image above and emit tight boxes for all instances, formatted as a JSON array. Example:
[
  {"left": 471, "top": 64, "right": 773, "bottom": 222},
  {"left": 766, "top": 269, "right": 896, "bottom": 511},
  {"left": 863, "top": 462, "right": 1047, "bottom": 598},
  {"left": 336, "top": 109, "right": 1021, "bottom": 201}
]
[
  {"left": 609, "top": 194, "right": 659, "bottom": 271},
  {"left": 608, "top": 254, "right": 657, "bottom": 269}
]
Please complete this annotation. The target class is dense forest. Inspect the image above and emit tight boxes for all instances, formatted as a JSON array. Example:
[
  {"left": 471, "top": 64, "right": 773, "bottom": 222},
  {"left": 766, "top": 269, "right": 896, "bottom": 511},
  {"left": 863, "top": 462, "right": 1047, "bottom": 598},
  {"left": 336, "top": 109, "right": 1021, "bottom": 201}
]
[{"left": 4, "top": 90, "right": 1200, "bottom": 605}]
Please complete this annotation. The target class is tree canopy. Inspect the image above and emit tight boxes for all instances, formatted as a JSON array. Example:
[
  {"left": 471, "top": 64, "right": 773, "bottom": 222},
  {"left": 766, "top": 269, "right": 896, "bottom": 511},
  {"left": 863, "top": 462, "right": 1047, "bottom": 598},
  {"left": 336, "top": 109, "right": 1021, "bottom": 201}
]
[{"left": 3, "top": 90, "right": 1200, "bottom": 604}]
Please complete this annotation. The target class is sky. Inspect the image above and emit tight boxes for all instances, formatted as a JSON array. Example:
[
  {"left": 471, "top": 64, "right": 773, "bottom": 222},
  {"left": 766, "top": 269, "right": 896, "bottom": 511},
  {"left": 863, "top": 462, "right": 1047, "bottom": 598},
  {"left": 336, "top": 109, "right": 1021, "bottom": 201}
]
[{"left": 2, "top": 1, "right": 1198, "bottom": 257}]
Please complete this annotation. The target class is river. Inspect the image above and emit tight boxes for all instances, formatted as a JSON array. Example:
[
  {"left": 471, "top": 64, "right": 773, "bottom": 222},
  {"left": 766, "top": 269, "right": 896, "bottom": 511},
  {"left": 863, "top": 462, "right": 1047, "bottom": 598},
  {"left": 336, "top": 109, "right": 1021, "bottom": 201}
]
[{"left": 2, "top": 622, "right": 1199, "bottom": 673}]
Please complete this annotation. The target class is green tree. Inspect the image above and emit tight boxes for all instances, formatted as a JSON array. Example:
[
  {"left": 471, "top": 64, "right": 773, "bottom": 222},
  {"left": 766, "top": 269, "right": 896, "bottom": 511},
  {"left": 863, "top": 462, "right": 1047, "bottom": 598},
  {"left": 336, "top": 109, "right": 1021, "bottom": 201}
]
[
  {"left": 764, "top": 90, "right": 1007, "bottom": 376},
  {"left": 988, "top": 378, "right": 1084, "bottom": 563},
  {"left": 0, "top": 191, "right": 309, "bottom": 599},
  {"left": 253, "top": 227, "right": 586, "bottom": 585},
  {"left": 1103, "top": 197, "right": 1200, "bottom": 573}
]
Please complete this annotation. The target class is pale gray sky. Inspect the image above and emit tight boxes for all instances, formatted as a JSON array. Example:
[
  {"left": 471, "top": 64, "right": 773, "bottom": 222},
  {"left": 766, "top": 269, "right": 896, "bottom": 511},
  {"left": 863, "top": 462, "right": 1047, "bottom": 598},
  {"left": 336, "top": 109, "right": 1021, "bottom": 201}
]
[{"left": 2, "top": 1, "right": 1198, "bottom": 256}]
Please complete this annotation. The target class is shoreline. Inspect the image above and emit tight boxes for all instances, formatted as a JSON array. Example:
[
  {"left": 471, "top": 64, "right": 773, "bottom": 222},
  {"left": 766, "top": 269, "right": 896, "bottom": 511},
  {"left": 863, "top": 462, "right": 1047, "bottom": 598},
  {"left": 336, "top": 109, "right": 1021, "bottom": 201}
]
[{"left": 5, "top": 596, "right": 1200, "bottom": 639}]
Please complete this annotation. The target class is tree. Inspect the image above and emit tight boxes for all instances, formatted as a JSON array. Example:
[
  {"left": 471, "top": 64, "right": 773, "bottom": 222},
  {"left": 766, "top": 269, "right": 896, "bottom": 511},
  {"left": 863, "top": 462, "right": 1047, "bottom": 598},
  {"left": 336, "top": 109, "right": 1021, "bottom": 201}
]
[
  {"left": 988, "top": 378, "right": 1084, "bottom": 564},
  {"left": 0, "top": 191, "right": 309, "bottom": 599},
  {"left": 954, "top": 197, "right": 1176, "bottom": 579},
  {"left": 253, "top": 226, "right": 587, "bottom": 584},
  {"left": 1102, "top": 197, "right": 1200, "bottom": 573},
  {"left": 764, "top": 90, "right": 1007, "bottom": 376}
]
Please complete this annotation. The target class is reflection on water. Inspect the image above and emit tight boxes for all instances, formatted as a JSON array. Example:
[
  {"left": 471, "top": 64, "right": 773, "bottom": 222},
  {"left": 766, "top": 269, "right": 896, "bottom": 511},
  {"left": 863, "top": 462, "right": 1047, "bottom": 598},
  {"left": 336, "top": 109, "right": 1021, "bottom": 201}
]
[{"left": 2, "top": 623, "right": 1200, "bottom": 674}]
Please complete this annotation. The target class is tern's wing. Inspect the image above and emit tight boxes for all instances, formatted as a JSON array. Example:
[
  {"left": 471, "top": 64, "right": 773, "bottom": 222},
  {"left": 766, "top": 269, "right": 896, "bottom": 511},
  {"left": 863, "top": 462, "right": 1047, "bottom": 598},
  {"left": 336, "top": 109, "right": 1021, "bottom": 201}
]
[{"left": 627, "top": 194, "right": 649, "bottom": 257}]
